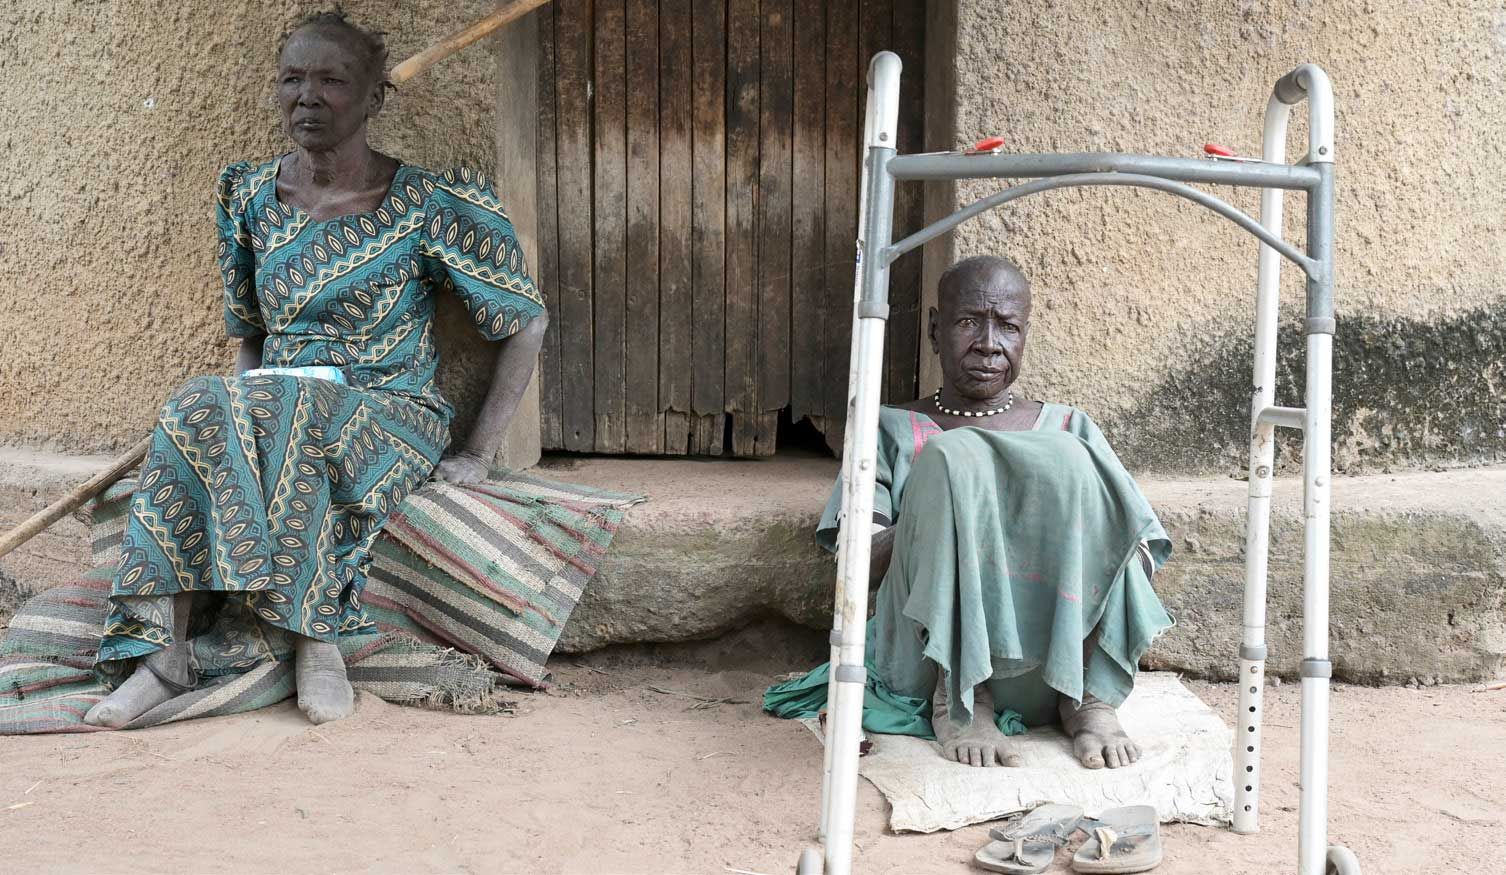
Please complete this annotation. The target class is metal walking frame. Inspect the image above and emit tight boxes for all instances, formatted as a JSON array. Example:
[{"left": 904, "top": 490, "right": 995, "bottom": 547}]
[{"left": 798, "top": 52, "right": 1358, "bottom": 875}]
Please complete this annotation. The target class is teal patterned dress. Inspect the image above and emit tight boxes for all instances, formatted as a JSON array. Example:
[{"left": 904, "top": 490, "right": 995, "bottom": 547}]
[{"left": 96, "top": 158, "right": 543, "bottom": 680}]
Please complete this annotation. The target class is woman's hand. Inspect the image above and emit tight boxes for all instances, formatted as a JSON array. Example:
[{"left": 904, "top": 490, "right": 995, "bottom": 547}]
[
  {"left": 454, "top": 315, "right": 549, "bottom": 467},
  {"left": 433, "top": 451, "right": 491, "bottom": 485}
]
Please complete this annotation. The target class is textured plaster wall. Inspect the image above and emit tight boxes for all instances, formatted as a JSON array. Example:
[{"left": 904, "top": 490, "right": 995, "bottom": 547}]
[
  {"left": 0, "top": 0, "right": 509, "bottom": 453},
  {"left": 938, "top": 0, "right": 1506, "bottom": 473},
  {"left": 3, "top": 2, "right": 1503, "bottom": 475}
]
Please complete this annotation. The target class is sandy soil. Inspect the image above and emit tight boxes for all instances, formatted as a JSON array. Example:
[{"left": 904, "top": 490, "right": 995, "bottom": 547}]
[{"left": 2, "top": 640, "right": 1502, "bottom": 875}]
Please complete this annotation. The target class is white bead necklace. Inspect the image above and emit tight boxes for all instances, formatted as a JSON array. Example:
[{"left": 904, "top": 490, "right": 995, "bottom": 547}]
[{"left": 933, "top": 390, "right": 1014, "bottom": 418}]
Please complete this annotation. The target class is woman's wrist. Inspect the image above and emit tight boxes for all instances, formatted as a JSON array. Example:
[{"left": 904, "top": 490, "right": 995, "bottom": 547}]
[{"left": 456, "top": 445, "right": 493, "bottom": 463}]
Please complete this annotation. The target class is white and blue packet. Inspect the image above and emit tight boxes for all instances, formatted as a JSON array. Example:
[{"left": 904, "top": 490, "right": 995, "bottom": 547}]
[{"left": 242, "top": 365, "right": 348, "bottom": 385}]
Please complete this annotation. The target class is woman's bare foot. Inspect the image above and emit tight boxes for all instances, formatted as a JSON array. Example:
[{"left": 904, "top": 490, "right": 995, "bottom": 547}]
[
  {"left": 84, "top": 646, "right": 193, "bottom": 728},
  {"left": 933, "top": 682, "right": 1022, "bottom": 767},
  {"left": 1059, "top": 693, "right": 1141, "bottom": 769},
  {"left": 294, "top": 636, "right": 354, "bottom": 725}
]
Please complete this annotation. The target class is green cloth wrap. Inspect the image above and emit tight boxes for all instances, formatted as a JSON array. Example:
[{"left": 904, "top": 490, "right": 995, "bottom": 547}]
[
  {"left": 767, "top": 404, "right": 1172, "bottom": 732},
  {"left": 761, "top": 621, "right": 1026, "bottom": 739}
]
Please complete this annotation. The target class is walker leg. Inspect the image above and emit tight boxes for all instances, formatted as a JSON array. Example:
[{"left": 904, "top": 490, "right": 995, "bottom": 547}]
[
  {"left": 1298, "top": 329, "right": 1334, "bottom": 875},
  {"left": 1297, "top": 77, "right": 1336, "bottom": 870},
  {"left": 1326, "top": 846, "right": 1362, "bottom": 875},
  {"left": 817, "top": 51, "right": 903, "bottom": 875},
  {"left": 819, "top": 45, "right": 885, "bottom": 846},
  {"left": 1233, "top": 91, "right": 1292, "bottom": 836},
  {"left": 797, "top": 846, "right": 824, "bottom": 875}
]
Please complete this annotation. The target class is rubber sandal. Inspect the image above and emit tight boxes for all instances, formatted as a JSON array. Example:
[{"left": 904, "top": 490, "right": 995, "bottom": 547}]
[
  {"left": 973, "top": 803, "right": 1084, "bottom": 874},
  {"left": 1070, "top": 805, "right": 1163, "bottom": 873}
]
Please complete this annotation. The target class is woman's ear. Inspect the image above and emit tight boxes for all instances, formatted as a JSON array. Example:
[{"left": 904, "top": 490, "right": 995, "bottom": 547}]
[
  {"left": 367, "top": 81, "right": 388, "bottom": 119},
  {"left": 927, "top": 306, "right": 939, "bottom": 353}
]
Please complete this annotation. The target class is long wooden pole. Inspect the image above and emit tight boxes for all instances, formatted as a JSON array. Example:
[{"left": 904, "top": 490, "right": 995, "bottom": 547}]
[
  {"left": 0, "top": 3, "right": 551, "bottom": 565},
  {"left": 0, "top": 436, "right": 151, "bottom": 562},
  {"left": 390, "top": 0, "right": 553, "bottom": 85}
]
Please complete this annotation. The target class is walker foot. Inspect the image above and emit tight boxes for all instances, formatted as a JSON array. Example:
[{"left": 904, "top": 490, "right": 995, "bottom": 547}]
[{"left": 1326, "top": 846, "right": 1361, "bottom": 875}]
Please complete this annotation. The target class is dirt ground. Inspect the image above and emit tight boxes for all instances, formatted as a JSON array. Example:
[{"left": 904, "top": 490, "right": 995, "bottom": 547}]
[{"left": 2, "top": 634, "right": 1503, "bottom": 875}]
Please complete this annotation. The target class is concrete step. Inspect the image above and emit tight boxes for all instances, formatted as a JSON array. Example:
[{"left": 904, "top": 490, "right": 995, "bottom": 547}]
[{"left": 3, "top": 449, "right": 1503, "bottom": 683}]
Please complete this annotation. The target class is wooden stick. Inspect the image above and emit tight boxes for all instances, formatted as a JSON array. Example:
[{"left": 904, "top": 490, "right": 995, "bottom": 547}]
[
  {"left": 389, "top": 0, "right": 554, "bottom": 86},
  {"left": 0, "top": 435, "right": 151, "bottom": 562}
]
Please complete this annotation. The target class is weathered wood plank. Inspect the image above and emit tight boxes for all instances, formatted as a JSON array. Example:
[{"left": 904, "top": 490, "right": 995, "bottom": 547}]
[
  {"left": 624, "top": 0, "right": 661, "bottom": 453},
  {"left": 493, "top": 10, "right": 544, "bottom": 467},
  {"left": 821, "top": 0, "right": 860, "bottom": 453},
  {"left": 861, "top": 0, "right": 891, "bottom": 409},
  {"left": 554, "top": 0, "right": 595, "bottom": 452},
  {"left": 858, "top": 0, "right": 894, "bottom": 115},
  {"left": 789, "top": 0, "right": 826, "bottom": 427},
  {"left": 692, "top": 413, "right": 724, "bottom": 454},
  {"left": 593, "top": 0, "right": 628, "bottom": 452},
  {"left": 690, "top": 0, "right": 726, "bottom": 456},
  {"left": 756, "top": 0, "right": 794, "bottom": 455},
  {"left": 534, "top": 3, "right": 563, "bottom": 450},
  {"left": 725, "top": 0, "right": 760, "bottom": 456},
  {"left": 659, "top": 0, "right": 694, "bottom": 455},
  {"left": 885, "top": 0, "right": 924, "bottom": 403}
]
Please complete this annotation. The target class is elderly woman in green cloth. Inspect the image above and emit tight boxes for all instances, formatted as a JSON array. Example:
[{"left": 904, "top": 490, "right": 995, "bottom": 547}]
[
  {"left": 767, "top": 255, "right": 1172, "bottom": 771},
  {"left": 83, "top": 12, "right": 546, "bottom": 729}
]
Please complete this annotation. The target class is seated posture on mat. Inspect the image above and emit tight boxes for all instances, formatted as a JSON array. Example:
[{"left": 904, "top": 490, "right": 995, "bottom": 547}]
[
  {"left": 84, "top": 12, "right": 545, "bottom": 728},
  {"left": 790, "top": 255, "right": 1172, "bottom": 769}
]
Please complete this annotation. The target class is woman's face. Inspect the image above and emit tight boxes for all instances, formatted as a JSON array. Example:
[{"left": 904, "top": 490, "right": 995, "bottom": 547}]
[
  {"left": 929, "top": 269, "right": 1032, "bottom": 403},
  {"left": 277, "top": 27, "right": 383, "bottom": 151}
]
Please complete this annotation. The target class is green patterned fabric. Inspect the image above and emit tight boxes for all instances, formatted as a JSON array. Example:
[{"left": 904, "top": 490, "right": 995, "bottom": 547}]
[{"left": 97, "top": 159, "right": 544, "bottom": 680}]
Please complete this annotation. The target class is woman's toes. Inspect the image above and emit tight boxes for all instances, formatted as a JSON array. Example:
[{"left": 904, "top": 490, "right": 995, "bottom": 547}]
[
  {"left": 1105, "top": 745, "right": 1122, "bottom": 768},
  {"left": 1074, "top": 735, "right": 1106, "bottom": 768},
  {"left": 83, "top": 702, "right": 125, "bottom": 728}
]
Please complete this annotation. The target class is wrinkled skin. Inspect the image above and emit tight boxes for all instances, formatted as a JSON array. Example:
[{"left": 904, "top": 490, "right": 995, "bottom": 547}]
[
  {"left": 875, "top": 257, "right": 1143, "bottom": 770},
  {"left": 85, "top": 21, "right": 546, "bottom": 729}
]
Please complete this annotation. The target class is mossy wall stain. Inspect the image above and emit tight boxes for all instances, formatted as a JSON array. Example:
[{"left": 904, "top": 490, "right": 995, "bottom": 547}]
[
  {"left": 936, "top": 0, "right": 1506, "bottom": 476},
  {"left": 1106, "top": 297, "right": 1506, "bottom": 474}
]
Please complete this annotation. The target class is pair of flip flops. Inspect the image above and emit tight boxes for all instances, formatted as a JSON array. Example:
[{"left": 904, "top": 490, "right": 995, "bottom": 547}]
[{"left": 974, "top": 804, "right": 1162, "bottom": 874}]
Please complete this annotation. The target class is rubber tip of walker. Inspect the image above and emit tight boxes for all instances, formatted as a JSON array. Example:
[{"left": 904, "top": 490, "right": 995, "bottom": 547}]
[
  {"left": 797, "top": 847, "right": 824, "bottom": 875},
  {"left": 1203, "top": 143, "right": 1235, "bottom": 157},
  {"left": 967, "top": 136, "right": 1007, "bottom": 154}
]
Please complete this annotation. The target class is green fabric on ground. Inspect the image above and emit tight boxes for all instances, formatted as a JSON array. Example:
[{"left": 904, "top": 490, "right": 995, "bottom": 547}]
[
  {"left": 761, "top": 622, "right": 1026, "bottom": 739},
  {"left": 774, "top": 404, "right": 1173, "bottom": 730}
]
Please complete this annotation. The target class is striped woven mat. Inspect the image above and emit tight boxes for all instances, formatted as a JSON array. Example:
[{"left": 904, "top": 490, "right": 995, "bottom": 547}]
[{"left": 0, "top": 471, "right": 642, "bottom": 734}]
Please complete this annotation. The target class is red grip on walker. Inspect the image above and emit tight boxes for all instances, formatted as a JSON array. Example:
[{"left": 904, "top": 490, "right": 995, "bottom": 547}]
[
  {"left": 1203, "top": 143, "right": 1235, "bottom": 157},
  {"left": 969, "top": 136, "right": 1007, "bottom": 154}
]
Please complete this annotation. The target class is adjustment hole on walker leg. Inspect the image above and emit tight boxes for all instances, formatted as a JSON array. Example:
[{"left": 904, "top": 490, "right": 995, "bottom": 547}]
[
  {"left": 1248, "top": 726, "right": 1255, "bottom": 732},
  {"left": 1246, "top": 766, "right": 1254, "bottom": 773},
  {"left": 1250, "top": 686, "right": 1258, "bottom": 694},
  {"left": 1245, "top": 785, "right": 1253, "bottom": 792},
  {"left": 1249, "top": 706, "right": 1257, "bottom": 712},
  {"left": 1244, "top": 805, "right": 1252, "bottom": 812},
  {"left": 1247, "top": 746, "right": 1255, "bottom": 752}
]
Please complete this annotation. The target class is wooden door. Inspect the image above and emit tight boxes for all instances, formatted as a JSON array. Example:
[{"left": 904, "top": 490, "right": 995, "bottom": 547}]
[{"left": 535, "top": 0, "right": 926, "bottom": 456}]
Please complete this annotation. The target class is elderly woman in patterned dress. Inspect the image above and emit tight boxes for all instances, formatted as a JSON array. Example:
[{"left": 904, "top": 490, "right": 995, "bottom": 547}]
[{"left": 84, "top": 12, "right": 547, "bottom": 728}]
